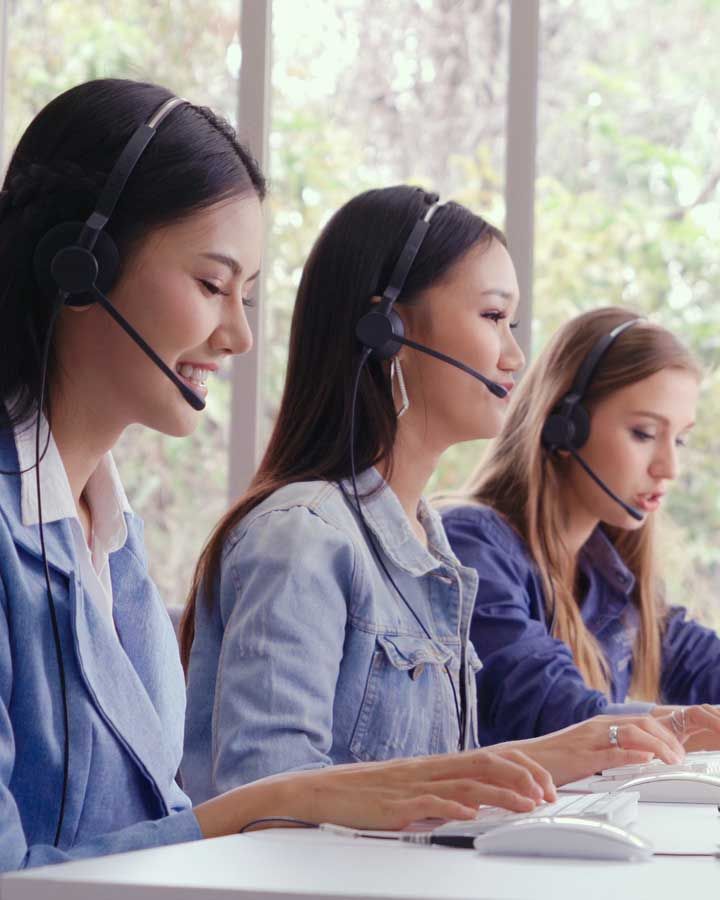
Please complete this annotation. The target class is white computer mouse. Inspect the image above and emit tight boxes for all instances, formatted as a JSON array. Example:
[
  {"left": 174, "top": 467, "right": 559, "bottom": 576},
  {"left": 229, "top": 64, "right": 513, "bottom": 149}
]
[
  {"left": 473, "top": 816, "right": 653, "bottom": 861},
  {"left": 615, "top": 772, "right": 720, "bottom": 803}
]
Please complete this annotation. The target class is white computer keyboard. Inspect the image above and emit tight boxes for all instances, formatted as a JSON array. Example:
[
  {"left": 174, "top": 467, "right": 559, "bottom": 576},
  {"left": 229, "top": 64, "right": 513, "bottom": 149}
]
[
  {"left": 433, "top": 791, "right": 640, "bottom": 837},
  {"left": 600, "top": 751, "right": 720, "bottom": 781}
]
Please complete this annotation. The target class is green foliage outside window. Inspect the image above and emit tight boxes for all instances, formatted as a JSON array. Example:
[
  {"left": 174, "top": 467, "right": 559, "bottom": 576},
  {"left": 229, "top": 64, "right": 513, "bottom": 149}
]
[{"left": 5, "top": 0, "right": 720, "bottom": 630}]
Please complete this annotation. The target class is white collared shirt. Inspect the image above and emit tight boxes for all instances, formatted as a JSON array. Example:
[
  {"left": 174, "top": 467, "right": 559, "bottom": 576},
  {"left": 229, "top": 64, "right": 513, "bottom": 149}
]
[{"left": 13, "top": 414, "right": 131, "bottom": 629}]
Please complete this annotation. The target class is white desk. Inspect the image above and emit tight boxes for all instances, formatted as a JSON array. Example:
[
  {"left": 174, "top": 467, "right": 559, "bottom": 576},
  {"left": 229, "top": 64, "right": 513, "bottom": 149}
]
[{"left": 2, "top": 802, "right": 720, "bottom": 900}]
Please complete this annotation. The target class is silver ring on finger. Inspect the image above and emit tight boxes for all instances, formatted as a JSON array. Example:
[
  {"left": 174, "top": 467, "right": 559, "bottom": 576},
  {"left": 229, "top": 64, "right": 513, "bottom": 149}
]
[
  {"left": 608, "top": 724, "right": 620, "bottom": 748},
  {"left": 670, "top": 708, "right": 687, "bottom": 735}
]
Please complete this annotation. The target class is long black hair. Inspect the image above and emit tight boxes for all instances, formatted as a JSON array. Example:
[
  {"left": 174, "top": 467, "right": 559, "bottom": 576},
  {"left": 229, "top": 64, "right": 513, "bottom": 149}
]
[
  {"left": 0, "top": 77, "right": 266, "bottom": 428},
  {"left": 181, "top": 184, "right": 505, "bottom": 667}
]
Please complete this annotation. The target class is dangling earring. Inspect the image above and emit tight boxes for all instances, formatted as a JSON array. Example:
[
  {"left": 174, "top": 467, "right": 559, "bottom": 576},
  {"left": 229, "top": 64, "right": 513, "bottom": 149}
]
[{"left": 390, "top": 357, "right": 409, "bottom": 418}]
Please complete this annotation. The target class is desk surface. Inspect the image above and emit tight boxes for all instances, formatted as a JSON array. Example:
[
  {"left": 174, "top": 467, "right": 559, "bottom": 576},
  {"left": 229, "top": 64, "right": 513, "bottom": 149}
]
[{"left": 3, "top": 802, "right": 720, "bottom": 900}]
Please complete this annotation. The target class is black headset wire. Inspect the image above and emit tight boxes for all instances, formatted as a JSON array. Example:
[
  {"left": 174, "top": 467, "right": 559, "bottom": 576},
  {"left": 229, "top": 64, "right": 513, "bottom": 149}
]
[
  {"left": 342, "top": 347, "right": 465, "bottom": 751},
  {"left": 0, "top": 296, "right": 69, "bottom": 846},
  {"left": 37, "top": 298, "right": 70, "bottom": 847},
  {"left": 7, "top": 295, "right": 70, "bottom": 847},
  {"left": 0, "top": 338, "right": 54, "bottom": 475}
]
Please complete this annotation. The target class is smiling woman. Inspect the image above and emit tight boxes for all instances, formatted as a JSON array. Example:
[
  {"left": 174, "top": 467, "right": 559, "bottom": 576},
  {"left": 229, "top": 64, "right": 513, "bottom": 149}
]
[
  {"left": 441, "top": 307, "right": 720, "bottom": 749},
  {"left": 57, "top": 198, "right": 264, "bottom": 438}
]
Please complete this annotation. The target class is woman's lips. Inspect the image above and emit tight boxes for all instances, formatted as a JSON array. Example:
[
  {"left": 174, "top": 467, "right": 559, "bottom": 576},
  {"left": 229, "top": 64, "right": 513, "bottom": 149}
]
[{"left": 634, "top": 493, "right": 665, "bottom": 512}]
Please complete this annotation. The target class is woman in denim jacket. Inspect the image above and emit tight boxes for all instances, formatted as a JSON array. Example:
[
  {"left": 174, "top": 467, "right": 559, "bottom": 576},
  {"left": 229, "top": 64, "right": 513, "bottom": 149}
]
[
  {"left": 181, "top": 189, "right": 702, "bottom": 804},
  {"left": 443, "top": 307, "right": 720, "bottom": 747},
  {"left": 0, "top": 81, "right": 559, "bottom": 873}
]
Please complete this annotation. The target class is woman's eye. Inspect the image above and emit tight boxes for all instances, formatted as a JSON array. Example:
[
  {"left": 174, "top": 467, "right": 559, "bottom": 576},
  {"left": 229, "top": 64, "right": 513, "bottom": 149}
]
[
  {"left": 675, "top": 435, "right": 689, "bottom": 449},
  {"left": 242, "top": 295, "right": 256, "bottom": 309},
  {"left": 482, "top": 311, "right": 506, "bottom": 324},
  {"left": 198, "top": 279, "right": 229, "bottom": 296},
  {"left": 510, "top": 320, "right": 520, "bottom": 330},
  {"left": 631, "top": 428, "right": 654, "bottom": 442}
]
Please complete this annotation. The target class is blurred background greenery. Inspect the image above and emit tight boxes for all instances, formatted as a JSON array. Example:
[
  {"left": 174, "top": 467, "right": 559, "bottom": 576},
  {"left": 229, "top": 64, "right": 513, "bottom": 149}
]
[{"left": 4, "top": 0, "right": 720, "bottom": 628}]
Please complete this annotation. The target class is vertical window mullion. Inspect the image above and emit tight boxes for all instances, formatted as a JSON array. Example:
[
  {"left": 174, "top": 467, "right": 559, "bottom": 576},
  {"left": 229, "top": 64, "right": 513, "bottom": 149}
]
[
  {"left": 0, "top": 0, "right": 9, "bottom": 177},
  {"left": 227, "top": 0, "right": 272, "bottom": 503},
  {"left": 504, "top": 0, "right": 540, "bottom": 364}
]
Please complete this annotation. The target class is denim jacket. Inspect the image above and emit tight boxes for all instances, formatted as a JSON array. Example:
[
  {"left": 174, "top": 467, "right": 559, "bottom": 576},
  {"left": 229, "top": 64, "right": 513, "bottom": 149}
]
[
  {"left": 0, "top": 419, "right": 200, "bottom": 871},
  {"left": 183, "top": 468, "right": 482, "bottom": 803},
  {"left": 443, "top": 503, "right": 720, "bottom": 745}
]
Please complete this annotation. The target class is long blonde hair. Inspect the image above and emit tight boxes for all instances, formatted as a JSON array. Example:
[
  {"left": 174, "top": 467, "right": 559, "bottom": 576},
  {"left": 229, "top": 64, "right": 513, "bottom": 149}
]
[{"left": 462, "top": 307, "right": 701, "bottom": 700}]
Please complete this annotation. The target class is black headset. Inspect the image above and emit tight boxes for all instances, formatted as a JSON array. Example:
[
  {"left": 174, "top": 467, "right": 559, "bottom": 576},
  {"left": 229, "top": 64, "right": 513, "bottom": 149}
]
[
  {"left": 8, "top": 94, "right": 189, "bottom": 848},
  {"left": 32, "top": 95, "right": 204, "bottom": 413},
  {"left": 541, "top": 317, "right": 642, "bottom": 454},
  {"left": 355, "top": 194, "right": 507, "bottom": 398},
  {"left": 33, "top": 96, "right": 183, "bottom": 306},
  {"left": 355, "top": 192, "right": 442, "bottom": 359}
]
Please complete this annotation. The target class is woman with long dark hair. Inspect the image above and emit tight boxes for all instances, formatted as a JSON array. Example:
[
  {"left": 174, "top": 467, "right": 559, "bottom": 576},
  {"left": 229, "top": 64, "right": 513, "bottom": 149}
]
[
  {"left": 0, "top": 81, "right": 559, "bottom": 872},
  {"left": 181, "top": 188, "right": 702, "bottom": 804}
]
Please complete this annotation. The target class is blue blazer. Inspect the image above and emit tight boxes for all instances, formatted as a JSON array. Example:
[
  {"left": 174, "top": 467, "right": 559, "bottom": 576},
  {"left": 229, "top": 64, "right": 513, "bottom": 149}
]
[
  {"left": 443, "top": 504, "right": 720, "bottom": 745},
  {"left": 0, "top": 424, "right": 200, "bottom": 871}
]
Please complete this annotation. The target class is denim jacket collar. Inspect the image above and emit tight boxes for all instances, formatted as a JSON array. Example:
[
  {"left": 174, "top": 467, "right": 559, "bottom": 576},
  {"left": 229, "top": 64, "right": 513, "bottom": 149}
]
[{"left": 340, "top": 467, "right": 460, "bottom": 577}]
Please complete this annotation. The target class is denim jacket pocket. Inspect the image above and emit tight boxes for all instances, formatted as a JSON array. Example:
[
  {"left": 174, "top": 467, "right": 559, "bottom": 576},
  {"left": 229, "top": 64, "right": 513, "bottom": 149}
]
[{"left": 350, "top": 634, "right": 455, "bottom": 762}]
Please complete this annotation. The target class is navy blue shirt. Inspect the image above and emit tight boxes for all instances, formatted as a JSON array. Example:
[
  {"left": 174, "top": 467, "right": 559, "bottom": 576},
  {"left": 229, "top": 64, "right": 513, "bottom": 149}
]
[{"left": 443, "top": 504, "right": 720, "bottom": 745}]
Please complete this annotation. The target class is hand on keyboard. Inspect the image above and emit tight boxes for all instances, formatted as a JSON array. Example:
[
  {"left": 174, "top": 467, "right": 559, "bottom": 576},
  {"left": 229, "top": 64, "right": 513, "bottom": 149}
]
[
  {"left": 501, "top": 713, "right": 685, "bottom": 787},
  {"left": 651, "top": 705, "right": 720, "bottom": 751}
]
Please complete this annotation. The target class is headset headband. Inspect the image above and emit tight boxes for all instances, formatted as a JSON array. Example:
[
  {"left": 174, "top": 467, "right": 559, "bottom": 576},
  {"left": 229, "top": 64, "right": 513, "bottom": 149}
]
[
  {"left": 377, "top": 196, "right": 443, "bottom": 315},
  {"left": 77, "top": 96, "right": 188, "bottom": 252},
  {"left": 566, "top": 317, "right": 642, "bottom": 404}
]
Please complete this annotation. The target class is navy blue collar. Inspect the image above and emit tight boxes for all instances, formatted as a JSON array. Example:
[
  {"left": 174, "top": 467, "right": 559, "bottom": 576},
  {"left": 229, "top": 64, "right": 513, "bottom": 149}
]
[{"left": 580, "top": 527, "right": 635, "bottom": 597}]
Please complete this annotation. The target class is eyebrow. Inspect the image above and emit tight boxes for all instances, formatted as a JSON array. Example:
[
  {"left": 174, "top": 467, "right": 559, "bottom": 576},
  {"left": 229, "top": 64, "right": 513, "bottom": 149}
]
[
  {"left": 629, "top": 410, "right": 695, "bottom": 429},
  {"left": 481, "top": 289, "right": 514, "bottom": 302},
  {"left": 200, "top": 252, "right": 261, "bottom": 281}
]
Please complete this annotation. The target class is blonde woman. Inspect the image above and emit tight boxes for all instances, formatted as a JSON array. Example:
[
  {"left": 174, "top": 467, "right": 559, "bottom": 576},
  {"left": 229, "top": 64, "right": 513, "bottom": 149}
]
[{"left": 443, "top": 307, "right": 720, "bottom": 748}]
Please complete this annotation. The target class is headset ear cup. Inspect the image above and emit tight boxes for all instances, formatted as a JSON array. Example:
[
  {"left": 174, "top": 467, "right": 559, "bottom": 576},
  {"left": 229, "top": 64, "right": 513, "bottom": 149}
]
[
  {"left": 33, "top": 222, "right": 120, "bottom": 307},
  {"left": 383, "top": 309, "right": 404, "bottom": 358},
  {"left": 542, "top": 404, "right": 591, "bottom": 452},
  {"left": 541, "top": 413, "right": 572, "bottom": 451},
  {"left": 567, "top": 403, "right": 590, "bottom": 450},
  {"left": 355, "top": 307, "right": 405, "bottom": 359}
]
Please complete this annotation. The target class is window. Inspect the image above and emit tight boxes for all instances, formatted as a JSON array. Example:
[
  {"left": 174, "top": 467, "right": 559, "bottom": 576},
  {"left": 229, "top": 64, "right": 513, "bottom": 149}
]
[{"left": 3, "top": 0, "right": 718, "bottom": 627}]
